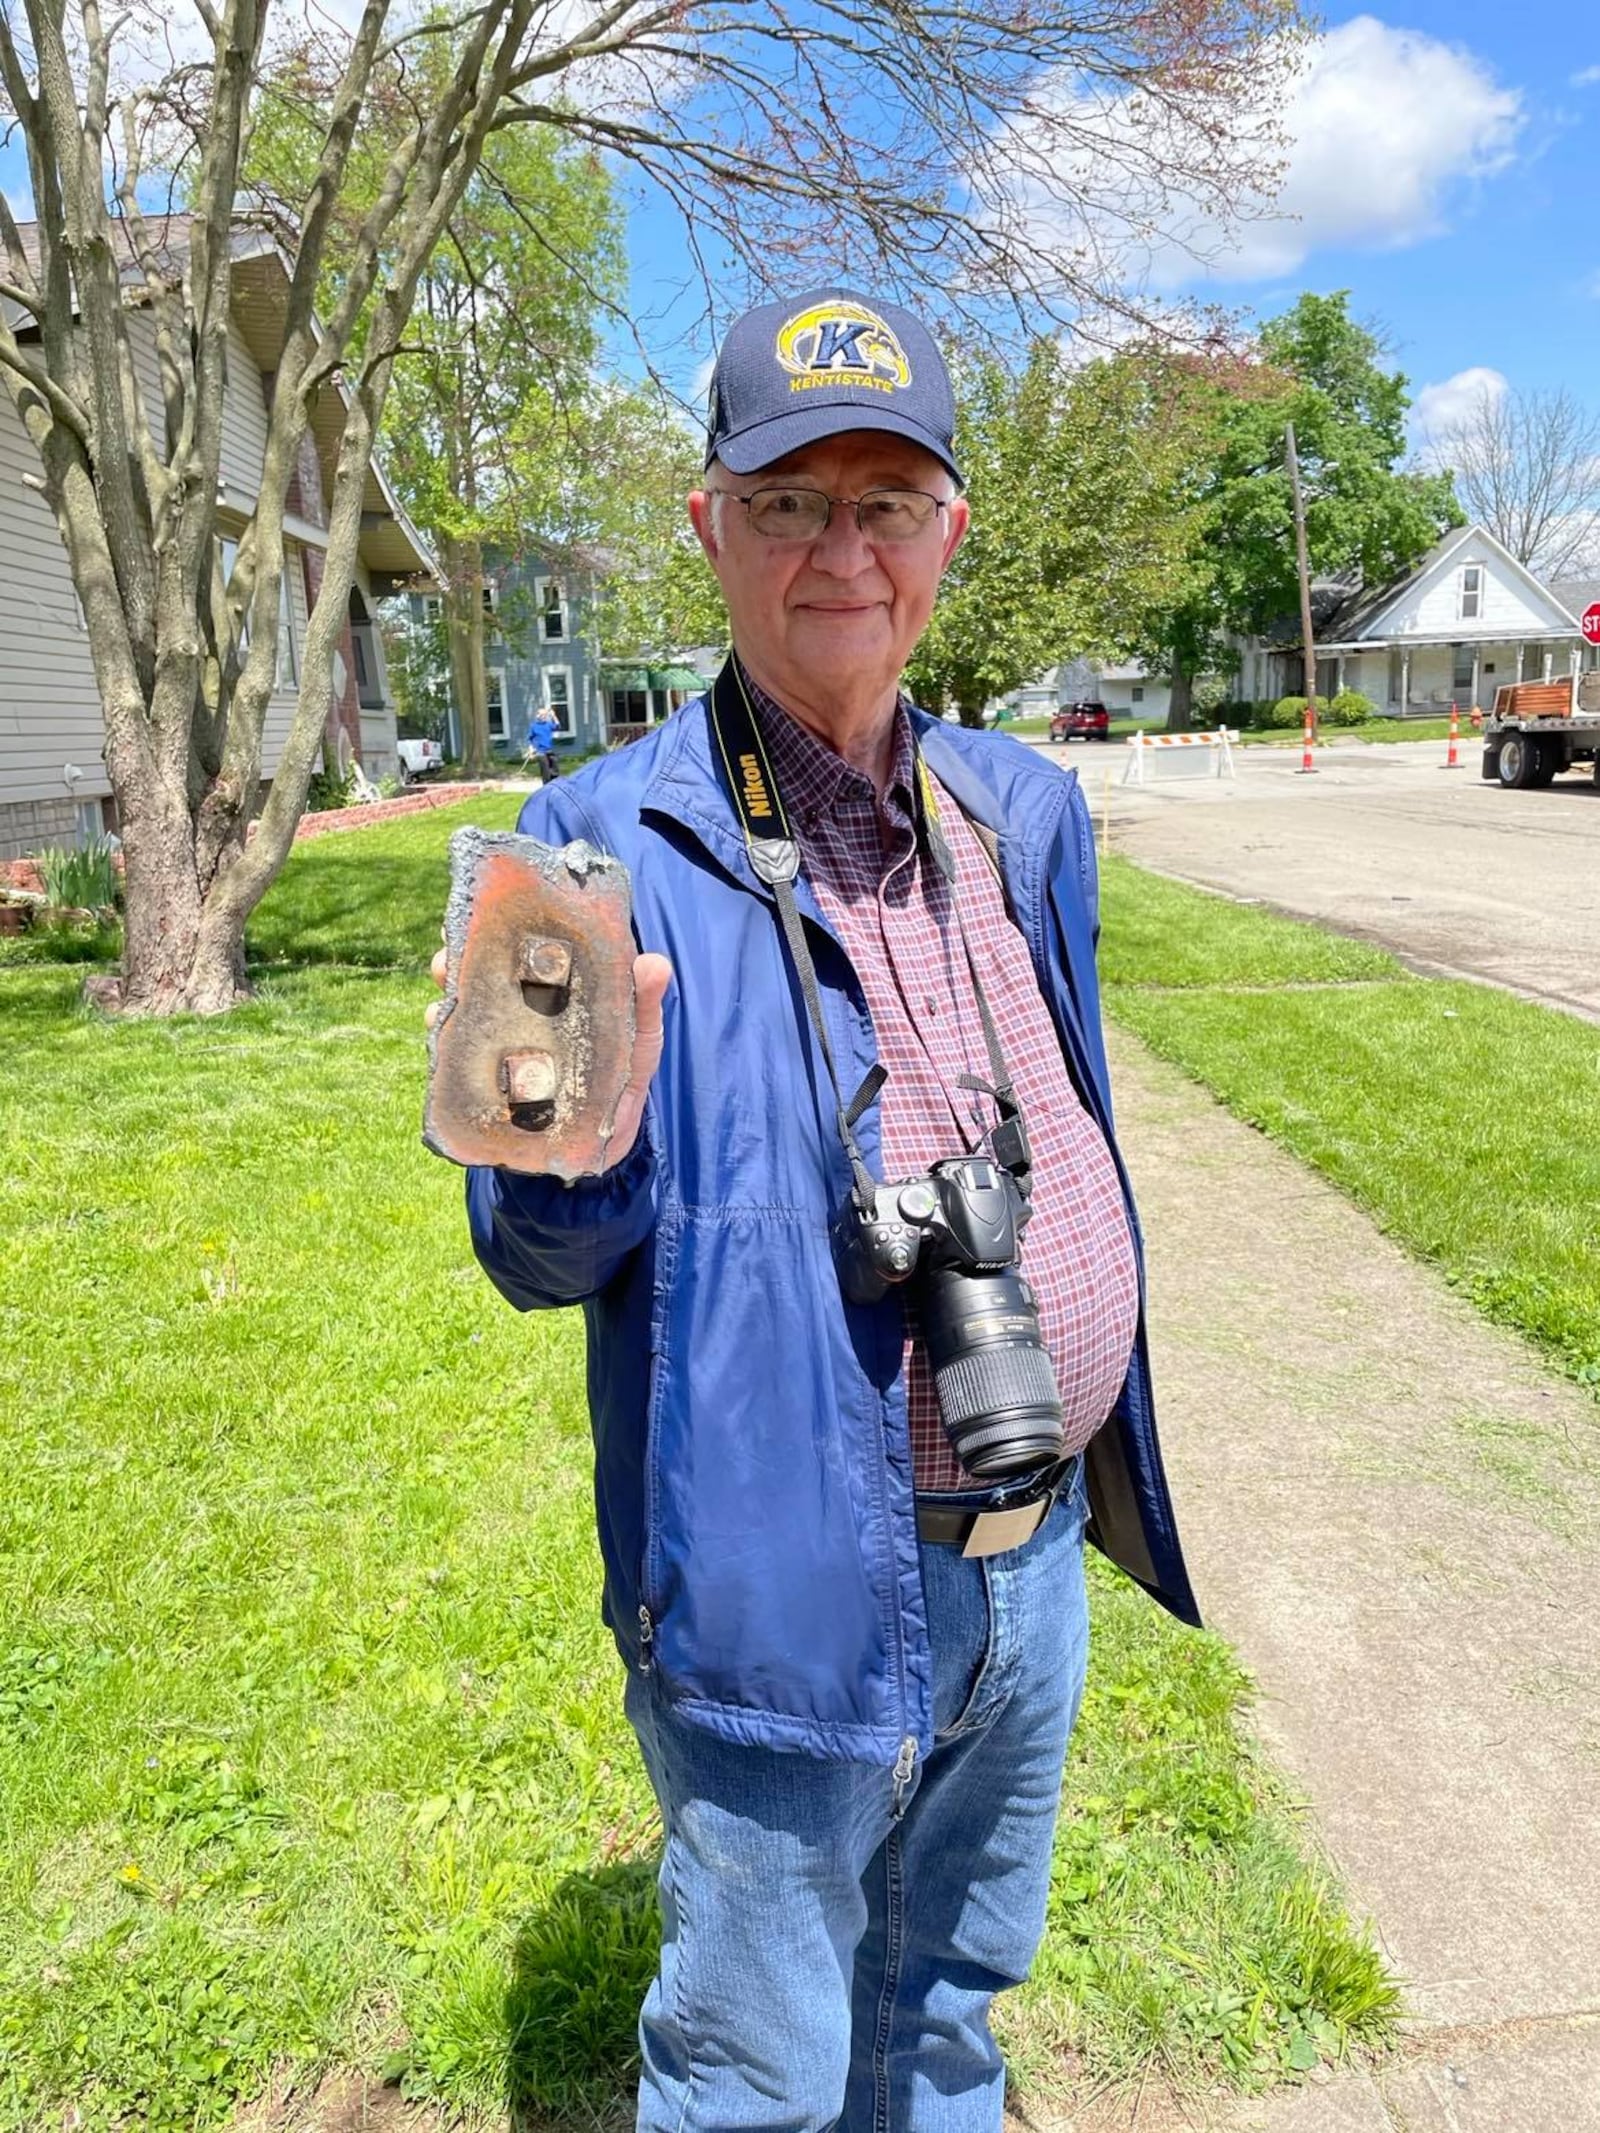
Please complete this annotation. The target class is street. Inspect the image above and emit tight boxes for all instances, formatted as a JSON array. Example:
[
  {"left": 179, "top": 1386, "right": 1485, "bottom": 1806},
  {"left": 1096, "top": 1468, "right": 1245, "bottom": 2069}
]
[{"left": 1044, "top": 734, "right": 1600, "bottom": 1022}]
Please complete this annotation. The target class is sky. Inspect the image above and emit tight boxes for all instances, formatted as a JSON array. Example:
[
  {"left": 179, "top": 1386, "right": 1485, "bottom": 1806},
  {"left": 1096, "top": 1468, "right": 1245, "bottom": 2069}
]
[
  {"left": 616, "top": 0, "right": 1599, "bottom": 446},
  {"left": 3, "top": 0, "right": 1590, "bottom": 448}
]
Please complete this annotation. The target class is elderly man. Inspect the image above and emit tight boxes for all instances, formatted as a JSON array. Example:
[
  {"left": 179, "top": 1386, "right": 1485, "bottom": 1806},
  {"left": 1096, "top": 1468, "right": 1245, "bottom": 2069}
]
[{"left": 458, "top": 289, "right": 1197, "bottom": 2132}]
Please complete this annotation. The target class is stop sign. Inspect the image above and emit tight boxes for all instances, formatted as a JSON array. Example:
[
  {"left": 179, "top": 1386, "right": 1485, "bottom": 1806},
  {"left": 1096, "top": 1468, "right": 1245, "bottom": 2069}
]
[{"left": 1583, "top": 603, "right": 1600, "bottom": 644}]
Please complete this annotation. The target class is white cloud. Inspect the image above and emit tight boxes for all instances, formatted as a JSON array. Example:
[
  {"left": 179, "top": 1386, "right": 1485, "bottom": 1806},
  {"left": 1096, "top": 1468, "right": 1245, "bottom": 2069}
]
[
  {"left": 1411, "top": 366, "right": 1508, "bottom": 443},
  {"left": 1572, "top": 65, "right": 1600, "bottom": 87},
  {"left": 1190, "top": 17, "right": 1521, "bottom": 282},
  {"left": 1008, "top": 16, "right": 1524, "bottom": 291}
]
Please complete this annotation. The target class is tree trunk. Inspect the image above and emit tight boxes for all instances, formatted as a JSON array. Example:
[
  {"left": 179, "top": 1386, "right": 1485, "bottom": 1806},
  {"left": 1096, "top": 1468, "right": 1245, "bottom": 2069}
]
[
  {"left": 444, "top": 537, "right": 490, "bottom": 775},
  {"left": 1166, "top": 666, "right": 1195, "bottom": 731},
  {"left": 957, "top": 700, "right": 985, "bottom": 729}
]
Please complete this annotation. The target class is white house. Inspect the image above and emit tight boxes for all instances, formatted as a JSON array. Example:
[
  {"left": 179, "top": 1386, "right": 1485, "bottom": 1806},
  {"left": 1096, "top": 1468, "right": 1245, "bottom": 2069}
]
[
  {"left": 0, "top": 220, "right": 434, "bottom": 862},
  {"left": 1237, "top": 524, "right": 1600, "bottom": 715}
]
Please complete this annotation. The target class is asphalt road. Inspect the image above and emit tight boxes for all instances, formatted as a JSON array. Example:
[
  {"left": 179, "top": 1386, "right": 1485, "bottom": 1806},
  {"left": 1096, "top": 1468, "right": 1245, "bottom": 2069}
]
[{"left": 1043, "top": 733, "right": 1600, "bottom": 1022}]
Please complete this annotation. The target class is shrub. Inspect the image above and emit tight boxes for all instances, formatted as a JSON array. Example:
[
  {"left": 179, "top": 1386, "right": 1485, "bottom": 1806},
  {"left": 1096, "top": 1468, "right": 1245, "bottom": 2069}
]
[
  {"left": 36, "top": 836, "right": 119, "bottom": 912},
  {"left": 306, "top": 767, "right": 357, "bottom": 812},
  {"left": 1266, "top": 694, "right": 1310, "bottom": 730},
  {"left": 1323, "top": 688, "right": 1377, "bottom": 728}
]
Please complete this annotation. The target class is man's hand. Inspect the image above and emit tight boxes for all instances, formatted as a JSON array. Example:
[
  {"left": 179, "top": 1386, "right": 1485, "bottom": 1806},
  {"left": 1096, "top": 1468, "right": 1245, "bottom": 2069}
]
[{"left": 429, "top": 945, "right": 672, "bottom": 1173}]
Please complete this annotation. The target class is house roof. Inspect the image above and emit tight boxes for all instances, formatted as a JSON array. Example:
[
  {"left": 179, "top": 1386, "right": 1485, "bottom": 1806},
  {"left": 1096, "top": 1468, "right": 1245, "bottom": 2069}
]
[
  {"left": 1309, "top": 523, "right": 1583, "bottom": 648},
  {"left": 1550, "top": 576, "right": 1600, "bottom": 620},
  {"left": 7, "top": 217, "right": 434, "bottom": 586}
]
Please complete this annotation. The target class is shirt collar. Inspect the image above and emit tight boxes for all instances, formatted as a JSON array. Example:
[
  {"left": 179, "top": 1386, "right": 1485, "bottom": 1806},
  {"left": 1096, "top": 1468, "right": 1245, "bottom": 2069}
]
[{"left": 737, "top": 657, "right": 917, "bottom": 823}]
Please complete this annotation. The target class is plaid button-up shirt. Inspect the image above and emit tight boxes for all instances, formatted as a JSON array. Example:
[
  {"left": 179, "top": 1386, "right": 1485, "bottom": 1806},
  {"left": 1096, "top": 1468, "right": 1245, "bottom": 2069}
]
[{"left": 747, "top": 673, "right": 1139, "bottom": 1495}]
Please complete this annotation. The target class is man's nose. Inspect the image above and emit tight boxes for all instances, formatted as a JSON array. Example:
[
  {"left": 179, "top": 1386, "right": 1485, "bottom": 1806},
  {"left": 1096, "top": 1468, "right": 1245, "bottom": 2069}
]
[{"left": 808, "top": 504, "right": 876, "bottom": 575}]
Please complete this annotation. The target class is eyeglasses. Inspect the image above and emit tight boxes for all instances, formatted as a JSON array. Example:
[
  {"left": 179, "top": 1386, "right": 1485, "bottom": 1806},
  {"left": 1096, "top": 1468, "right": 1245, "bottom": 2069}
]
[{"left": 710, "top": 485, "right": 949, "bottom": 544}]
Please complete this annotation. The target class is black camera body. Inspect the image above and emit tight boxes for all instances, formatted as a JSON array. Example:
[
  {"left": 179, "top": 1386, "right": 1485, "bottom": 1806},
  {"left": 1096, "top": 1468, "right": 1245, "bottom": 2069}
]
[{"left": 836, "top": 1155, "right": 1065, "bottom": 1480}]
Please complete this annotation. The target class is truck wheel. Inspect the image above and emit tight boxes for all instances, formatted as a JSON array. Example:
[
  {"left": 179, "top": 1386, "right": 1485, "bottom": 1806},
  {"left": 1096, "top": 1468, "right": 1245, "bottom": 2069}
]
[
  {"left": 1531, "top": 746, "right": 1560, "bottom": 787},
  {"left": 1496, "top": 734, "right": 1537, "bottom": 788}
]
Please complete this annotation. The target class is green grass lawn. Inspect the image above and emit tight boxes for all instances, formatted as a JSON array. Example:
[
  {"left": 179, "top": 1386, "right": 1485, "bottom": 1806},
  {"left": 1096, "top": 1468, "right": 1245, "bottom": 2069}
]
[
  {"left": 1238, "top": 718, "right": 1459, "bottom": 746},
  {"left": 0, "top": 799, "right": 1396, "bottom": 2129},
  {"left": 1098, "top": 863, "right": 1600, "bottom": 1394}
]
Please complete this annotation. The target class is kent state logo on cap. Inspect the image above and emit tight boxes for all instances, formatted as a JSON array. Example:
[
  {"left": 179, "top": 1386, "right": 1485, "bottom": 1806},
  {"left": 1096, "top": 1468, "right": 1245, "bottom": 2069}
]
[{"left": 704, "top": 287, "right": 963, "bottom": 485}]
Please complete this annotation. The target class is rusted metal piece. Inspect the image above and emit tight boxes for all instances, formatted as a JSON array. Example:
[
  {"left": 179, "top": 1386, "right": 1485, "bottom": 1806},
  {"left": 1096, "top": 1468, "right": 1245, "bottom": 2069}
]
[{"left": 423, "top": 829, "right": 636, "bottom": 1178}]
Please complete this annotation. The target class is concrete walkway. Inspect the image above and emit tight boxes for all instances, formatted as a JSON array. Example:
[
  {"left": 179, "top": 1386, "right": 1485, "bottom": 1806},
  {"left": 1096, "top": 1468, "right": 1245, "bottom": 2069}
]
[{"left": 1031, "top": 1029, "right": 1600, "bottom": 2132}]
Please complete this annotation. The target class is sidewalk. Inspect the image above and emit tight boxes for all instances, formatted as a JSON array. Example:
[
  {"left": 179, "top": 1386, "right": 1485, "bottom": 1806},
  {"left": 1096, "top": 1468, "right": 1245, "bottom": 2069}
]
[{"left": 1031, "top": 1029, "right": 1600, "bottom": 2132}]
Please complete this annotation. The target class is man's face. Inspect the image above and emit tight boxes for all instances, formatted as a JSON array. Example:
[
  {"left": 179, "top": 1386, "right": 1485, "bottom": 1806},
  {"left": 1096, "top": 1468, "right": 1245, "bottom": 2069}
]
[{"left": 688, "top": 433, "right": 968, "bottom": 708}]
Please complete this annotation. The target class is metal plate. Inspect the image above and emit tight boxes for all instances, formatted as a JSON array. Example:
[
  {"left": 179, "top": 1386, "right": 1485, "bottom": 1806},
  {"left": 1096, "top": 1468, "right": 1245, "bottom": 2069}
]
[{"left": 423, "top": 828, "right": 636, "bottom": 1178}]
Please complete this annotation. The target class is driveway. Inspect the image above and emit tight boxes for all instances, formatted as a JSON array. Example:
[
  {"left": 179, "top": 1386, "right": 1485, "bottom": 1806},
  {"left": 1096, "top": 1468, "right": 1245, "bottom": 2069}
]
[{"left": 1041, "top": 735, "right": 1600, "bottom": 1022}]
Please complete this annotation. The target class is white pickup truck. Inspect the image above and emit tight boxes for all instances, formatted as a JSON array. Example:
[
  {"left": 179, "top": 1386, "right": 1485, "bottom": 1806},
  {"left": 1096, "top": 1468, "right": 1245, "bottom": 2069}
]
[{"left": 396, "top": 737, "right": 445, "bottom": 783}]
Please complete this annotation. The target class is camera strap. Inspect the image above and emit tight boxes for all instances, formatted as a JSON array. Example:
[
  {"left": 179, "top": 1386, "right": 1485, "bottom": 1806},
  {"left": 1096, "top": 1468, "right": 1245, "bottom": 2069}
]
[
  {"left": 707, "top": 657, "right": 1032, "bottom": 1198},
  {"left": 707, "top": 657, "right": 884, "bottom": 1211}
]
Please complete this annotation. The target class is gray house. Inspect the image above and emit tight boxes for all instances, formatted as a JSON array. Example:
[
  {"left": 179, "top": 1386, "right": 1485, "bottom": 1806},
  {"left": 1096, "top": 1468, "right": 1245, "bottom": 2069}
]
[
  {"left": 0, "top": 219, "right": 433, "bottom": 862},
  {"left": 413, "top": 549, "right": 704, "bottom": 761}
]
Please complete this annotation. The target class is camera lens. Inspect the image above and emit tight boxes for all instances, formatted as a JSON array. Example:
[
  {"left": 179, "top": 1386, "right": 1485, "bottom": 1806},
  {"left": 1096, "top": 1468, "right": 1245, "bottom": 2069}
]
[{"left": 919, "top": 1264, "right": 1064, "bottom": 1478}]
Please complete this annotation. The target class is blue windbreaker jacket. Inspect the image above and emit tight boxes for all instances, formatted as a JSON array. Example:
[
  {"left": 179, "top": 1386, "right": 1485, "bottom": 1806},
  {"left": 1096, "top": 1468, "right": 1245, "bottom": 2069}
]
[{"left": 467, "top": 697, "right": 1200, "bottom": 1767}]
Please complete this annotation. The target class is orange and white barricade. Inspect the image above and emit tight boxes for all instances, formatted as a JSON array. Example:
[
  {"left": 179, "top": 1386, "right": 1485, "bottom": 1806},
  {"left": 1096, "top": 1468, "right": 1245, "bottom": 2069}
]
[{"left": 1120, "top": 727, "right": 1237, "bottom": 788}]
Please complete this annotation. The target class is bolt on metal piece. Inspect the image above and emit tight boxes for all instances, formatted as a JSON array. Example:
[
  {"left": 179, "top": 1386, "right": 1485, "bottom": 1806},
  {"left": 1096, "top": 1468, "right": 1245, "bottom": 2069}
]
[{"left": 518, "top": 936, "right": 573, "bottom": 992}]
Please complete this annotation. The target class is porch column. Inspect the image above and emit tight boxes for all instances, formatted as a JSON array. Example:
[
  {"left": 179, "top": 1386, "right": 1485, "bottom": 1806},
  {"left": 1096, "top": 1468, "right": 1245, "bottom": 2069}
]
[
  {"left": 1542, "top": 648, "right": 1553, "bottom": 681},
  {"left": 1336, "top": 654, "right": 1347, "bottom": 696},
  {"left": 1400, "top": 648, "right": 1410, "bottom": 712},
  {"left": 1515, "top": 642, "right": 1525, "bottom": 683},
  {"left": 1469, "top": 645, "right": 1481, "bottom": 710}
]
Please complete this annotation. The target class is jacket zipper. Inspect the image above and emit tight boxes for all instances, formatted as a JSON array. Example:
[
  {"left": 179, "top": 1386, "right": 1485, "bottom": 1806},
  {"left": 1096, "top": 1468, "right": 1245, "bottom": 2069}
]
[
  {"left": 637, "top": 1605, "right": 654, "bottom": 1671},
  {"left": 890, "top": 1736, "right": 917, "bottom": 1820}
]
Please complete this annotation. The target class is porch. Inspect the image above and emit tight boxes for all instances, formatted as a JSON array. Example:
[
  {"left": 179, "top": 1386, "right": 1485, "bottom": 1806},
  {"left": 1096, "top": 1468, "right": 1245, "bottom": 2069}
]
[
  {"left": 1318, "top": 636, "right": 1591, "bottom": 716},
  {"left": 600, "top": 663, "right": 705, "bottom": 748}
]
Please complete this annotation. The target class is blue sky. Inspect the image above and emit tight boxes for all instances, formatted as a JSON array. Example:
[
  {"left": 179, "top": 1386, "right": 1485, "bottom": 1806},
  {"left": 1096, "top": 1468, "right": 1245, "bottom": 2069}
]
[
  {"left": 617, "top": 2, "right": 1598, "bottom": 441},
  {"left": 4, "top": 2, "right": 1587, "bottom": 442}
]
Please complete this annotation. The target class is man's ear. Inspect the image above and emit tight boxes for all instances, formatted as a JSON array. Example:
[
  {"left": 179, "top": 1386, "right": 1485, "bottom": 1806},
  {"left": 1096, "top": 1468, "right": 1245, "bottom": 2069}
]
[
  {"left": 940, "top": 495, "right": 971, "bottom": 571},
  {"left": 687, "top": 489, "right": 719, "bottom": 561}
]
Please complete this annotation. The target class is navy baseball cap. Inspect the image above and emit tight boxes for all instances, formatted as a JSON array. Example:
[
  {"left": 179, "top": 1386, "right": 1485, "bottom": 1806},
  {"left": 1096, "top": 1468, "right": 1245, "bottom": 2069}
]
[{"left": 705, "top": 288, "right": 963, "bottom": 487}]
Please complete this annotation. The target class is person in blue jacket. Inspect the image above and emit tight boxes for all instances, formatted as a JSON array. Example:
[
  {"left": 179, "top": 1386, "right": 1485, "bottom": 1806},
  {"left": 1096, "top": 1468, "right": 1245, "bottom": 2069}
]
[
  {"left": 526, "top": 707, "right": 559, "bottom": 783},
  {"left": 449, "top": 288, "right": 1198, "bottom": 2132}
]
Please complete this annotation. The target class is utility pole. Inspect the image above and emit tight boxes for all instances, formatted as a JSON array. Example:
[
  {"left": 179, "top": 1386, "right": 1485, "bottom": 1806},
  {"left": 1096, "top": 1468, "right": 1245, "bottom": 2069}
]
[{"left": 1286, "top": 421, "right": 1319, "bottom": 743}]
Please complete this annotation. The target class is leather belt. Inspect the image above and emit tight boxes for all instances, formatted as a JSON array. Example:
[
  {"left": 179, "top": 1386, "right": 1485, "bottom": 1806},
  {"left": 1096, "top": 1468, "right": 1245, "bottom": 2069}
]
[{"left": 916, "top": 1458, "right": 1078, "bottom": 1559}]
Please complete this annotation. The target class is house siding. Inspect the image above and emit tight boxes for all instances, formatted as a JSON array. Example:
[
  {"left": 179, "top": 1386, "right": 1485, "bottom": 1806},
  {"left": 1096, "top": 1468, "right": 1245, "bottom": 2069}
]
[
  {"left": 1367, "top": 544, "right": 1569, "bottom": 643},
  {"left": 0, "top": 321, "right": 391, "bottom": 857}
]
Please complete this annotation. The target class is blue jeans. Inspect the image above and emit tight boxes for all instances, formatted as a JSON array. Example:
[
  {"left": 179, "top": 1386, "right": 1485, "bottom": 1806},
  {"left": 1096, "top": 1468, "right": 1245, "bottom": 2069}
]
[{"left": 624, "top": 1484, "right": 1091, "bottom": 2132}]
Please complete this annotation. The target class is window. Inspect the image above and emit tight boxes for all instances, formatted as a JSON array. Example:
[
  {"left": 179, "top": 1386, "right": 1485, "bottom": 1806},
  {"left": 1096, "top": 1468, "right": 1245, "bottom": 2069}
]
[
  {"left": 277, "top": 565, "right": 297, "bottom": 689},
  {"left": 537, "top": 576, "right": 567, "bottom": 642},
  {"left": 482, "top": 581, "right": 498, "bottom": 616},
  {"left": 1459, "top": 564, "right": 1483, "bottom": 620},
  {"left": 545, "top": 667, "right": 573, "bottom": 735},
  {"left": 486, "top": 667, "right": 507, "bottom": 743},
  {"left": 1131, "top": 685, "right": 1145, "bottom": 704},
  {"left": 421, "top": 594, "right": 443, "bottom": 625},
  {"left": 218, "top": 537, "right": 295, "bottom": 688},
  {"left": 1452, "top": 643, "right": 1474, "bottom": 693},
  {"left": 609, "top": 687, "right": 650, "bottom": 725}
]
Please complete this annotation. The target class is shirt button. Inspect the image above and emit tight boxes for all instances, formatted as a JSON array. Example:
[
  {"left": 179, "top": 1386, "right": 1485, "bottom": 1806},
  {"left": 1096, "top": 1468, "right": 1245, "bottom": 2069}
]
[{"left": 924, "top": 997, "right": 939, "bottom": 1016}]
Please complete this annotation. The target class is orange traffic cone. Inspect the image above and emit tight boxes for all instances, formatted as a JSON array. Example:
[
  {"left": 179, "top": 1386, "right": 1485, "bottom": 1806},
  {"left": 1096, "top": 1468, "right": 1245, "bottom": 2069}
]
[
  {"left": 1297, "top": 707, "right": 1316, "bottom": 774},
  {"left": 1443, "top": 701, "right": 1461, "bottom": 769}
]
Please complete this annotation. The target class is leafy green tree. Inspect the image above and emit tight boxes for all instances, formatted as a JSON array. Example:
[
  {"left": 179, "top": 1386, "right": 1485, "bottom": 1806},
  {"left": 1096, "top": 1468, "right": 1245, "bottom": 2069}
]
[
  {"left": 906, "top": 344, "right": 1209, "bottom": 725},
  {"left": 1137, "top": 293, "right": 1462, "bottom": 728}
]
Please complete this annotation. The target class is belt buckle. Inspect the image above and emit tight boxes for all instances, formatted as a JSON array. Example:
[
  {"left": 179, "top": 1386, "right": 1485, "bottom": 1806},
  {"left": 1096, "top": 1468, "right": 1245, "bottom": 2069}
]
[{"left": 960, "top": 1496, "right": 1050, "bottom": 1559}]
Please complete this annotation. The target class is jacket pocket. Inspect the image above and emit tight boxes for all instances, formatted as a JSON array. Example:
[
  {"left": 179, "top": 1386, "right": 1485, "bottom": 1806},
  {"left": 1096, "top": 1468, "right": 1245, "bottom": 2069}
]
[{"left": 641, "top": 1202, "right": 904, "bottom": 1741}]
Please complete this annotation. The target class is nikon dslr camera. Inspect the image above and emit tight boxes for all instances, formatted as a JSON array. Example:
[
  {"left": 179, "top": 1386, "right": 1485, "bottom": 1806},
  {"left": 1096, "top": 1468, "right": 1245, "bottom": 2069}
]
[{"left": 835, "top": 1154, "right": 1065, "bottom": 1479}]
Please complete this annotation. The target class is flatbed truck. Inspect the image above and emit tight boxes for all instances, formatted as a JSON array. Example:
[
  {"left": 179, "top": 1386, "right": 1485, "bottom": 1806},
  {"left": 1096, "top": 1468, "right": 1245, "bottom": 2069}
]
[{"left": 1481, "top": 673, "right": 1600, "bottom": 789}]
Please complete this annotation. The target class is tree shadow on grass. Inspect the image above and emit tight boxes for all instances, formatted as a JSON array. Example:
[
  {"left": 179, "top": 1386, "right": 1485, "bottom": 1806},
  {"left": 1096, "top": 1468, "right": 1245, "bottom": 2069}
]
[{"left": 504, "top": 1860, "right": 660, "bottom": 2131}]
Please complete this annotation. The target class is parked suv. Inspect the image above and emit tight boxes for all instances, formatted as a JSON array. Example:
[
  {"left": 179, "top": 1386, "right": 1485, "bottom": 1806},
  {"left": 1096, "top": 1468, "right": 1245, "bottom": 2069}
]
[{"left": 1049, "top": 700, "right": 1111, "bottom": 743}]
